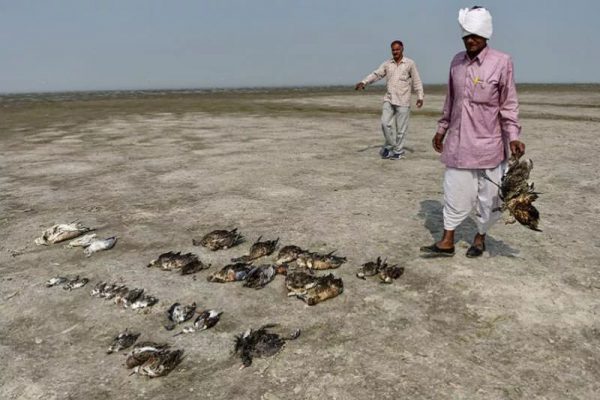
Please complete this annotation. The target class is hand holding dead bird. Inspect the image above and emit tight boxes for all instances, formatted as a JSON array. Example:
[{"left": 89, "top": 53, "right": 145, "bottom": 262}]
[
  {"left": 509, "top": 140, "right": 526, "bottom": 158},
  {"left": 485, "top": 153, "right": 542, "bottom": 231}
]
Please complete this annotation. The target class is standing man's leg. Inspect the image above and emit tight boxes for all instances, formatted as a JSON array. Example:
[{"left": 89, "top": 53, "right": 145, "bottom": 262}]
[
  {"left": 392, "top": 106, "right": 410, "bottom": 157},
  {"left": 467, "top": 164, "right": 504, "bottom": 257},
  {"left": 421, "top": 168, "right": 478, "bottom": 255},
  {"left": 380, "top": 102, "right": 397, "bottom": 158}
]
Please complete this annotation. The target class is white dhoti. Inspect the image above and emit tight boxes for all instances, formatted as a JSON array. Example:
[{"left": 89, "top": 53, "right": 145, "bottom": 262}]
[{"left": 443, "top": 164, "right": 504, "bottom": 234}]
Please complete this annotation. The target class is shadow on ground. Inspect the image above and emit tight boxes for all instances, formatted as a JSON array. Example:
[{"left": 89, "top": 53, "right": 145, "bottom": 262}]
[{"left": 418, "top": 199, "right": 519, "bottom": 257}]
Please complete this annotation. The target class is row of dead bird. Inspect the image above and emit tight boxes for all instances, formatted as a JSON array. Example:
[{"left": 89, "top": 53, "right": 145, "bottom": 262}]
[
  {"left": 104, "top": 321, "right": 301, "bottom": 375},
  {"left": 42, "top": 228, "right": 399, "bottom": 375},
  {"left": 146, "top": 231, "right": 405, "bottom": 306},
  {"left": 46, "top": 272, "right": 298, "bottom": 373}
]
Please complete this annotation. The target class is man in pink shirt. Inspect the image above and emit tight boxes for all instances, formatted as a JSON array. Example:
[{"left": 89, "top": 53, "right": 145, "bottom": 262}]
[{"left": 421, "top": 6, "right": 526, "bottom": 258}]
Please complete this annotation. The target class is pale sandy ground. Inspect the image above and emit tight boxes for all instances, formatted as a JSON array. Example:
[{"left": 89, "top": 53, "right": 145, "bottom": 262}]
[{"left": 1, "top": 87, "right": 599, "bottom": 400}]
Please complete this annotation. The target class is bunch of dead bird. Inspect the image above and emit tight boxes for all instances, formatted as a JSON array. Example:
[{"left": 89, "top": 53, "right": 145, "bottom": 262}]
[
  {"left": 164, "top": 302, "right": 223, "bottom": 335},
  {"left": 485, "top": 154, "right": 542, "bottom": 231},
  {"left": 188, "top": 230, "right": 349, "bottom": 305},
  {"left": 91, "top": 281, "right": 158, "bottom": 310},
  {"left": 233, "top": 324, "right": 301, "bottom": 369},
  {"left": 355, "top": 257, "right": 405, "bottom": 284},
  {"left": 39, "top": 225, "right": 411, "bottom": 376},
  {"left": 106, "top": 330, "right": 184, "bottom": 378},
  {"left": 46, "top": 275, "right": 90, "bottom": 291},
  {"left": 35, "top": 222, "right": 117, "bottom": 257}
]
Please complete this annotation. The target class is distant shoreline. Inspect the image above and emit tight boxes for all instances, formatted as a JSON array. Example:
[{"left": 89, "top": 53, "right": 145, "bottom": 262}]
[{"left": 2, "top": 83, "right": 600, "bottom": 97}]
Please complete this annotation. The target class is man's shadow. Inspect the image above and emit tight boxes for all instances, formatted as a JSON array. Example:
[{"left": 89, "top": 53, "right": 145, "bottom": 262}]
[
  {"left": 418, "top": 199, "right": 519, "bottom": 257},
  {"left": 356, "top": 145, "right": 415, "bottom": 153}
]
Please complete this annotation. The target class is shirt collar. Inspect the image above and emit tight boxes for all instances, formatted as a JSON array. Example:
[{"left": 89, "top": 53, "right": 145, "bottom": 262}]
[
  {"left": 464, "top": 46, "right": 489, "bottom": 65},
  {"left": 390, "top": 57, "right": 405, "bottom": 65}
]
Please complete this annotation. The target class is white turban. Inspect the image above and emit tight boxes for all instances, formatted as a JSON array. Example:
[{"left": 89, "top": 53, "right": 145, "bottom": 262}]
[{"left": 458, "top": 7, "right": 493, "bottom": 39}]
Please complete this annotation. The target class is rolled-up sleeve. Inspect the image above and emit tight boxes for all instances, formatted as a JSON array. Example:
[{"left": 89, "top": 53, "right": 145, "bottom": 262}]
[
  {"left": 362, "top": 62, "right": 387, "bottom": 85},
  {"left": 499, "top": 57, "right": 521, "bottom": 142}
]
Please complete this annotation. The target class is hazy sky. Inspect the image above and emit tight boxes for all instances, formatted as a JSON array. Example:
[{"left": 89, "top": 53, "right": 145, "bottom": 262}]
[{"left": 1, "top": 0, "right": 598, "bottom": 93}]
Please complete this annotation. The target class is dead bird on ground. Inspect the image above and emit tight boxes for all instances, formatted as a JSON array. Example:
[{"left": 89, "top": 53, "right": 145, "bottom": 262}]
[
  {"left": 231, "top": 236, "right": 279, "bottom": 263},
  {"left": 275, "top": 245, "right": 307, "bottom": 265},
  {"left": 296, "top": 250, "right": 347, "bottom": 270},
  {"left": 274, "top": 263, "right": 290, "bottom": 275},
  {"left": 91, "top": 283, "right": 158, "bottom": 310},
  {"left": 234, "top": 324, "right": 300, "bottom": 369},
  {"left": 126, "top": 341, "right": 171, "bottom": 369},
  {"left": 485, "top": 155, "right": 542, "bottom": 231},
  {"left": 46, "top": 276, "right": 68, "bottom": 287},
  {"left": 193, "top": 228, "right": 243, "bottom": 251},
  {"left": 284, "top": 270, "right": 317, "bottom": 295},
  {"left": 356, "top": 257, "right": 387, "bottom": 279},
  {"left": 83, "top": 236, "right": 117, "bottom": 257},
  {"left": 379, "top": 265, "right": 405, "bottom": 284},
  {"left": 287, "top": 273, "right": 344, "bottom": 306},
  {"left": 164, "top": 302, "right": 197, "bottom": 331},
  {"left": 243, "top": 265, "right": 276, "bottom": 289},
  {"left": 130, "top": 349, "right": 184, "bottom": 378},
  {"left": 114, "top": 288, "right": 144, "bottom": 308},
  {"left": 174, "top": 310, "right": 222, "bottom": 336},
  {"left": 207, "top": 263, "right": 252, "bottom": 283},
  {"left": 62, "top": 276, "right": 89, "bottom": 291},
  {"left": 147, "top": 251, "right": 209, "bottom": 275},
  {"left": 92, "top": 283, "right": 128, "bottom": 299},
  {"left": 130, "top": 294, "right": 159, "bottom": 310},
  {"left": 35, "top": 222, "right": 93, "bottom": 245},
  {"left": 66, "top": 233, "right": 97, "bottom": 248},
  {"left": 91, "top": 281, "right": 116, "bottom": 297},
  {"left": 107, "top": 330, "right": 140, "bottom": 354}
]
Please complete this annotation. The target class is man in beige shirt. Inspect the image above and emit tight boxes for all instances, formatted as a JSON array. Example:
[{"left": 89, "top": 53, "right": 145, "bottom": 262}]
[{"left": 356, "top": 40, "right": 424, "bottom": 159}]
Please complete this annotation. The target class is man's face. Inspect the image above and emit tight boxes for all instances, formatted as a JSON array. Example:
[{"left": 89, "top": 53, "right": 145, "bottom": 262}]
[
  {"left": 391, "top": 43, "right": 403, "bottom": 60},
  {"left": 462, "top": 34, "right": 487, "bottom": 54}
]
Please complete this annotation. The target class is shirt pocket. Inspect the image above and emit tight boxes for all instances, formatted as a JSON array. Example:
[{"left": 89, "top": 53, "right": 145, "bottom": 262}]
[
  {"left": 471, "top": 80, "right": 499, "bottom": 105},
  {"left": 395, "top": 68, "right": 410, "bottom": 82}
]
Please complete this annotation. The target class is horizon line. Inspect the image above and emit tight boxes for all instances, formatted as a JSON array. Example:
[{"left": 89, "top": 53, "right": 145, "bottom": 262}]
[{"left": 2, "top": 82, "right": 599, "bottom": 96}]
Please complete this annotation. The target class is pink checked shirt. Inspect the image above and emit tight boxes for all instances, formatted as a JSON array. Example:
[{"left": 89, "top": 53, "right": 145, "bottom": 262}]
[{"left": 436, "top": 47, "right": 521, "bottom": 169}]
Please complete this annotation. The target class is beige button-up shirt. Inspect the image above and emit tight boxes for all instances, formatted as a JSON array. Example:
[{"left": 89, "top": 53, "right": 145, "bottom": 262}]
[{"left": 361, "top": 57, "right": 424, "bottom": 107}]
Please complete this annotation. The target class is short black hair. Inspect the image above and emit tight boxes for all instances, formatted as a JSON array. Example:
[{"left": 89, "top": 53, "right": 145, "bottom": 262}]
[{"left": 390, "top": 40, "right": 404, "bottom": 48}]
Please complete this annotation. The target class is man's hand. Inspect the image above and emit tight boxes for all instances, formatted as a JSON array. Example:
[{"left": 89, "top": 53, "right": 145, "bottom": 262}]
[
  {"left": 416, "top": 99, "right": 423, "bottom": 108},
  {"left": 509, "top": 140, "right": 526, "bottom": 158},
  {"left": 355, "top": 82, "right": 365, "bottom": 91},
  {"left": 432, "top": 132, "right": 445, "bottom": 153}
]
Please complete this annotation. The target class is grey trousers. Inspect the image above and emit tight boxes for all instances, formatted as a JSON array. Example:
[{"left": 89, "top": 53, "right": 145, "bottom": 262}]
[{"left": 381, "top": 101, "right": 410, "bottom": 154}]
